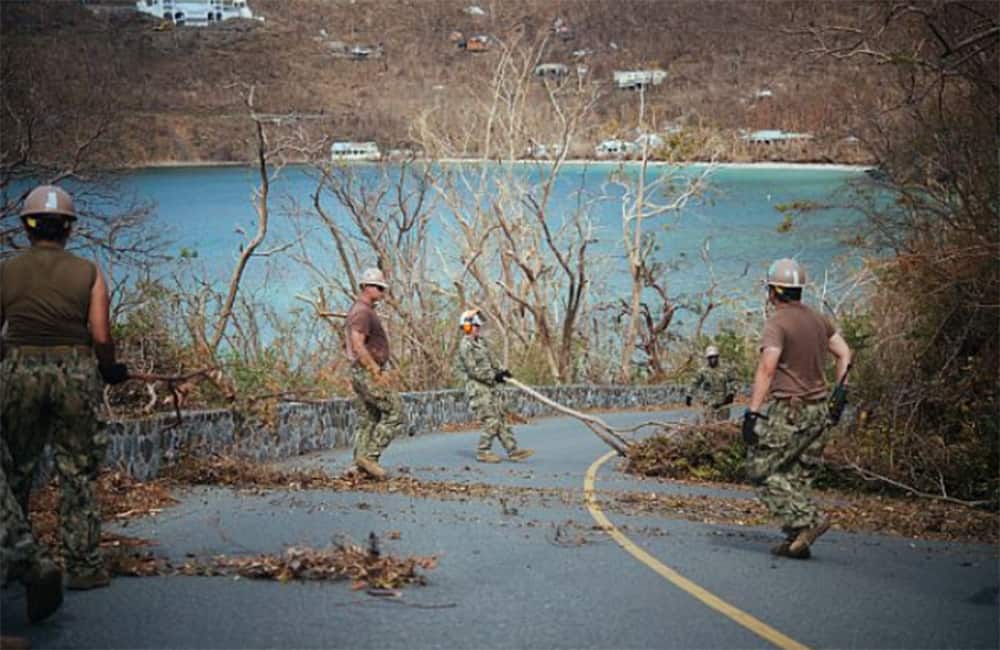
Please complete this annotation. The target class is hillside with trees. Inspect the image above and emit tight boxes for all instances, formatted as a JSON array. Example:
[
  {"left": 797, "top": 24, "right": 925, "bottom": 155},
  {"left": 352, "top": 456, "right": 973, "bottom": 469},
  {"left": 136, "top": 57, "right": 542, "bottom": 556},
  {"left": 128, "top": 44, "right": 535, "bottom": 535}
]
[{"left": 3, "top": 0, "right": 874, "bottom": 165}]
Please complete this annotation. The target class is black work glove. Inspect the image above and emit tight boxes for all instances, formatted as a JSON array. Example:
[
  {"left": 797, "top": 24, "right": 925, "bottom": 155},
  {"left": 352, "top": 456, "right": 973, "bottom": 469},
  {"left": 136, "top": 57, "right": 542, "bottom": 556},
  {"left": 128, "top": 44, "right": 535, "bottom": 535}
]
[
  {"left": 99, "top": 362, "right": 129, "bottom": 385},
  {"left": 494, "top": 369, "right": 512, "bottom": 383},
  {"left": 741, "top": 410, "right": 766, "bottom": 446},
  {"left": 828, "top": 385, "right": 848, "bottom": 425},
  {"left": 685, "top": 395, "right": 693, "bottom": 407}
]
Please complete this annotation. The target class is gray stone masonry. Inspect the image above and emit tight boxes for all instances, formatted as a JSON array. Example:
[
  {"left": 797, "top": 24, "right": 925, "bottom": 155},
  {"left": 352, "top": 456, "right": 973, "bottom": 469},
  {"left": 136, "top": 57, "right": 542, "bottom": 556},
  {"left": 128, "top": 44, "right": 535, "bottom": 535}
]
[{"left": 102, "top": 384, "right": 687, "bottom": 480}]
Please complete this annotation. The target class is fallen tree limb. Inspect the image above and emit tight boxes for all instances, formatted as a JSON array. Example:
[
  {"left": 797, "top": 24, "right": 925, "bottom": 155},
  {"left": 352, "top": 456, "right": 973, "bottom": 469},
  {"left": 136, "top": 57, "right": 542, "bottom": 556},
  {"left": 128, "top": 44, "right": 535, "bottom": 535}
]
[
  {"left": 127, "top": 368, "right": 220, "bottom": 431},
  {"left": 831, "top": 458, "right": 994, "bottom": 509},
  {"left": 129, "top": 368, "right": 219, "bottom": 384},
  {"left": 505, "top": 378, "right": 633, "bottom": 456},
  {"left": 616, "top": 419, "right": 738, "bottom": 437}
]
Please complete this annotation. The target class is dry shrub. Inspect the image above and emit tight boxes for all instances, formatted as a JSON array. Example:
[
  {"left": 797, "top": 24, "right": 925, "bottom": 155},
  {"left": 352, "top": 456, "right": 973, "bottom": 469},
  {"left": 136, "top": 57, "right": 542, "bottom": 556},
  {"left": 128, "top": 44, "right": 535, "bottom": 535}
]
[
  {"left": 625, "top": 423, "right": 745, "bottom": 482},
  {"left": 821, "top": 2, "right": 1000, "bottom": 506}
]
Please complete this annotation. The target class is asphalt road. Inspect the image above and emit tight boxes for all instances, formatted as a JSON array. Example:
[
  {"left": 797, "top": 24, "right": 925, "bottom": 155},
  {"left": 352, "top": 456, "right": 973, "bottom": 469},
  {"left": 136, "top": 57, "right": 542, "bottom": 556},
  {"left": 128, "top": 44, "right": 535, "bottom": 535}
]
[{"left": 3, "top": 408, "right": 997, "bottom": 649}]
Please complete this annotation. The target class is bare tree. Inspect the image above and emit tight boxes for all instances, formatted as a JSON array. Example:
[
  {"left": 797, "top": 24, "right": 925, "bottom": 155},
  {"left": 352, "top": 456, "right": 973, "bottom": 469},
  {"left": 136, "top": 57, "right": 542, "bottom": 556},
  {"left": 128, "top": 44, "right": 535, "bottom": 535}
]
[
  {"left": 609, "top": 85, "right": 713, "bottom": 382},
  {"left": 413, "top": 32, "right": 606, "bottom": 383},
  {"left": 288, "top": 155, "right": 447, "bottom": 389}
]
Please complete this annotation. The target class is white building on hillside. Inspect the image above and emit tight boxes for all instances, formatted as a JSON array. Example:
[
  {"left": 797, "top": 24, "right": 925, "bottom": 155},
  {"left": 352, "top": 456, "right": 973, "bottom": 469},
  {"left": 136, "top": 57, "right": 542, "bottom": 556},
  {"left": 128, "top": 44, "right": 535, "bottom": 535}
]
[
  {"left": 136, "top": 0, "right": 253, "bottom": 26},
  {"left": 741, "top": 129, "right": 813, "bottom": 145},
  {"left": 331, "top": 141, "right": 381, "bottom": 161},
  {"left": 595, "top": 139, "right": 638, "bottom": 158},
  {"left": 613, "top": 69, "right": 667, "bottom": 90}
]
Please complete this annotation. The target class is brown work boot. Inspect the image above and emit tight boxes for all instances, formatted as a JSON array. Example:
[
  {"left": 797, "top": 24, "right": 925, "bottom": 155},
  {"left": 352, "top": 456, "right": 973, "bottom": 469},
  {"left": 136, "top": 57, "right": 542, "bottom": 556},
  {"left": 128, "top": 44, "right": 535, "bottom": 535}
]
[
  {"left": 66, "top": 568, "right": 111, "bottom": 591},
  {"left": 770, "top": 540, "right": 811, "bottom": 559},
  {"left": 507, "top": 448, "right": 534, "bottom": 462},
  {"left": 0, "top": 636, "right": 31, "bottom": 649},
  {"left": 25, "top": 560, "right": 63, "bottom": 622},
  {"left": 355, "top": 457, "right": 387, "bottom": 480},
  {"left": 788, "top": 518, "right": 831, "bottom": 556},
  {"left": 476, "top": 450, "right": 502, "bottom": 463}
]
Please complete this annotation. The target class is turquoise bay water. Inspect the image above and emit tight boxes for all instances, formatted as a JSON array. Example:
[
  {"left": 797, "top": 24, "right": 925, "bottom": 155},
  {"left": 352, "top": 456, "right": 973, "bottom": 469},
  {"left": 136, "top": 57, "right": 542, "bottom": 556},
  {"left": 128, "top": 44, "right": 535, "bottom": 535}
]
[{"left": 115, "top": 162, "right": 867, "bottom": 333}]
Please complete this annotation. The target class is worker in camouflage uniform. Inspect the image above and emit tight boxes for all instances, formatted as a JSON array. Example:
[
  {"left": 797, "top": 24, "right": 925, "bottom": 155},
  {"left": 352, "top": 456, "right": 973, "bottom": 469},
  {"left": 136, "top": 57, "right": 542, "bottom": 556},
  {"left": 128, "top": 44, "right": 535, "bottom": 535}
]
[
  {"left": 345, "top": 267, "right": 409, "bottom": 480},
  {"left": 1, "top": 185, "right": 129, "bottom": 591},
  {"left": 457, "top": 309, "right": 533, "bottom": 463},
  {"left": 1, "top": 438, "right": 64, "bottom": 628},
  {"left": 686, "top": 345, "right": 738, "bottom": 422},
  {"left": 743, "top": 258, "right": 851, "bottom": 559}
]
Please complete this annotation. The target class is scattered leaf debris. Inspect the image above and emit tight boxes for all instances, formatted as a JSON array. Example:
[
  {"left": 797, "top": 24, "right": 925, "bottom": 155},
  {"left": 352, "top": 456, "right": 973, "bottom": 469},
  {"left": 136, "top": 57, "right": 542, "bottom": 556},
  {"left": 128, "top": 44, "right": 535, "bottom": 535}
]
[
  {"left": 175, "top": 537, "right": 437, "bottom": 589},
  {"left": 26, "top": 450, "right": 998, "bottom": 568},
  {"left": 29, "top": 470, "right": 178, "bottom": 551}
]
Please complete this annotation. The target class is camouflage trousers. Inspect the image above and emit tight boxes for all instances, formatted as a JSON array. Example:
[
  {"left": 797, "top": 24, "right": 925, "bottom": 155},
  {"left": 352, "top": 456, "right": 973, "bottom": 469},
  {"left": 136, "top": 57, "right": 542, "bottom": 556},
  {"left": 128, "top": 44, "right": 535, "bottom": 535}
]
[
  {"left": 350, "top": 365, "right": 408, "bottom": 463},
  {"left": 745, "top": 399, "right": 829, "bottom": 533},
  {"left": 1, "top": 348, "right": 107, "bottom": 576},
  {"left": 699, "top": 404, "right": 731, "bottom": 424},
  {"left": 465, "top": 382, "right": 516, "bottom": 453},
  {"left": 1, "top": 438, "right": 49, "bottom": 584}
]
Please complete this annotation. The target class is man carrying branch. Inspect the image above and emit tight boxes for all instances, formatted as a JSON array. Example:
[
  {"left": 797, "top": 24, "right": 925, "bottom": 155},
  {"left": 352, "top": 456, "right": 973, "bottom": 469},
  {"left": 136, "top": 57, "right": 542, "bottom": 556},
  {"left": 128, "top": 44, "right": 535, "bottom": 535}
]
[
  {"left": 345, "top": 268, "right": 408, "bottom": 480},
  {"left": 457, "top": 309, "right": 533, "bottom": 464},
  {"left": 743, "top": 258, "right": 852, "bottom": 559}
]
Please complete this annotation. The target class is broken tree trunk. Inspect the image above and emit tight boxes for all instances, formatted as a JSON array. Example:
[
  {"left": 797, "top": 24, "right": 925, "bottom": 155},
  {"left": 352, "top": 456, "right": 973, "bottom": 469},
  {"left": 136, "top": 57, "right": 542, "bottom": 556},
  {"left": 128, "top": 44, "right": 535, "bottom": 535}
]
[{"left": 505, "top": 378, "right": 633, "bottom": 456}]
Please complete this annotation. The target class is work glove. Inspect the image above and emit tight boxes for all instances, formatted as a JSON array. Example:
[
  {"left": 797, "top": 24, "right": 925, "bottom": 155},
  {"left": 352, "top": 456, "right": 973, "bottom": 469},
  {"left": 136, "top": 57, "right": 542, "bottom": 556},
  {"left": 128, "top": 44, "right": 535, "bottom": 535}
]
[
  {"left": 828, "top": 385, "right": 848, "bottom": 425},
  {"left": 741, "top": 409, "right": 766, "bottom": 447},
  {"left": 494, "top": 369, "right": 512, "bottom": 383},
  {"left": 99, "top": 362, "right": 129, "bottom": 385},
  {"left": 685, "top": 395, "right": 693, "bottom": 407}
]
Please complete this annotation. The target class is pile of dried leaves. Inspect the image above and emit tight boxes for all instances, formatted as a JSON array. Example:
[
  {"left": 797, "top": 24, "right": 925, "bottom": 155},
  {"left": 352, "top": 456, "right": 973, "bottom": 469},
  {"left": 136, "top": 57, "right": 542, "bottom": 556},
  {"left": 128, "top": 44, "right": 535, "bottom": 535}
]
[
  {"left": 103, "top": 535, "right": 437, "bottom": 589},
  {"left": 176, "top": 537, "right": 437, "bottom": 589},
  {"left": 625, "top": 424, "right": 744, "bottom": 482}
]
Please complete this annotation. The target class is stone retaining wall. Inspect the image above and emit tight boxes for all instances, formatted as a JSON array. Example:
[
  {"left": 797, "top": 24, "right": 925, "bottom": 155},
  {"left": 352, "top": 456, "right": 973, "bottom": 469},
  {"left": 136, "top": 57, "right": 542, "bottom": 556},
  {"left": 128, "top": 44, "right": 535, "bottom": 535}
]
[{"left": 104, "top": 384, "right": 686, "bottom": 480}]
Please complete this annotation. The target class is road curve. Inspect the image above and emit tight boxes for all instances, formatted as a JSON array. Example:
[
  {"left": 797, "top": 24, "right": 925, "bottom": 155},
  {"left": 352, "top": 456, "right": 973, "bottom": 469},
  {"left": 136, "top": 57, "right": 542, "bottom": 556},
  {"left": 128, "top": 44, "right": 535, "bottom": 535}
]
[{"left": 2, "top": 408, "right": 996, "bottom": 649}]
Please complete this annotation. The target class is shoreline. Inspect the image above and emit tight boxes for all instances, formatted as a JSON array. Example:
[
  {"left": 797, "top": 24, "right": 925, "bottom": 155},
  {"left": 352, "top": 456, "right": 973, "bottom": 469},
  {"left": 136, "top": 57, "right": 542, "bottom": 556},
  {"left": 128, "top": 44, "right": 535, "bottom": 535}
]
[{"left": 129, "top": 158, "right": 873, "bottom": 172}]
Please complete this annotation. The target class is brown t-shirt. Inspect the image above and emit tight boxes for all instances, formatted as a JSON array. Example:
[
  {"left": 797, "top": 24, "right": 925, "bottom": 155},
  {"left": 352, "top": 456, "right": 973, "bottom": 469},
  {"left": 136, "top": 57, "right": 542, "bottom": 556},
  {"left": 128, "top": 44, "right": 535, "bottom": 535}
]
[
  {"left": 0, "top": 246, "right": 96, "bottom": 347},
  {"left": 760, "top": 302, "right": 836, "bottom": 400},
  {"left": 344, "top": 299, "right": 389, "bottom": 366}
]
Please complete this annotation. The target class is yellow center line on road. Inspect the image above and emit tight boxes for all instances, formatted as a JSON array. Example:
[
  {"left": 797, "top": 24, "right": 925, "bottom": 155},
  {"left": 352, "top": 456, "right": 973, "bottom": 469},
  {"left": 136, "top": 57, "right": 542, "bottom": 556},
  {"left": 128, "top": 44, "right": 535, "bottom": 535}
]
[{"left": 584, "top": 450, "right": 811, "bottom": 650}]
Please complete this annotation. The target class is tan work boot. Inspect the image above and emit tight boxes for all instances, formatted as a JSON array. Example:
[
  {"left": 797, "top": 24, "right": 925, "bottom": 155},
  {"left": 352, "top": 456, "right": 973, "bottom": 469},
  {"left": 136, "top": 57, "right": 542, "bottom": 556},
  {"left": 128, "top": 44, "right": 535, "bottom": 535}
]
[
  {"left": 356, "top": 457, "right": 387, "bottom": 480},
  {"left": 26, "top": 560, "right": 64, "bottom": 621},
  {"left": 476, "top": 450, "right": 502, "bottom": 463},
  {"left": 1, "top": 635, "right": 31, "bottom": 649},
  {"left": 788, "top": 517, "right": 830, "bottom": 556},
  {"left": 507, "top": 448, "right": 534, "bottom": 461},
  {"left": 66, "top": 568, "right": 111, "bottom": 592}
]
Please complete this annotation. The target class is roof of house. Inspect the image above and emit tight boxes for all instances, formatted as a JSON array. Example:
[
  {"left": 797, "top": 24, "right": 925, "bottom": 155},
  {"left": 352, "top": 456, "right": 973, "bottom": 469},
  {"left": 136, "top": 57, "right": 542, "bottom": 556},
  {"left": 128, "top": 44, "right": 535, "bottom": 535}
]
[{"left": 743, "top": 129, "right": 813, "bottom": 141}]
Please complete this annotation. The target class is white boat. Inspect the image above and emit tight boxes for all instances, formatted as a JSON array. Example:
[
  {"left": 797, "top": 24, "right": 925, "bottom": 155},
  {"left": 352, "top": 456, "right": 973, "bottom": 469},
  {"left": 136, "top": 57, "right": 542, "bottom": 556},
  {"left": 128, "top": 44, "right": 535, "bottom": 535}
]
[{"left": 330, "top": 141, "right": 381, "bottom": 162}]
